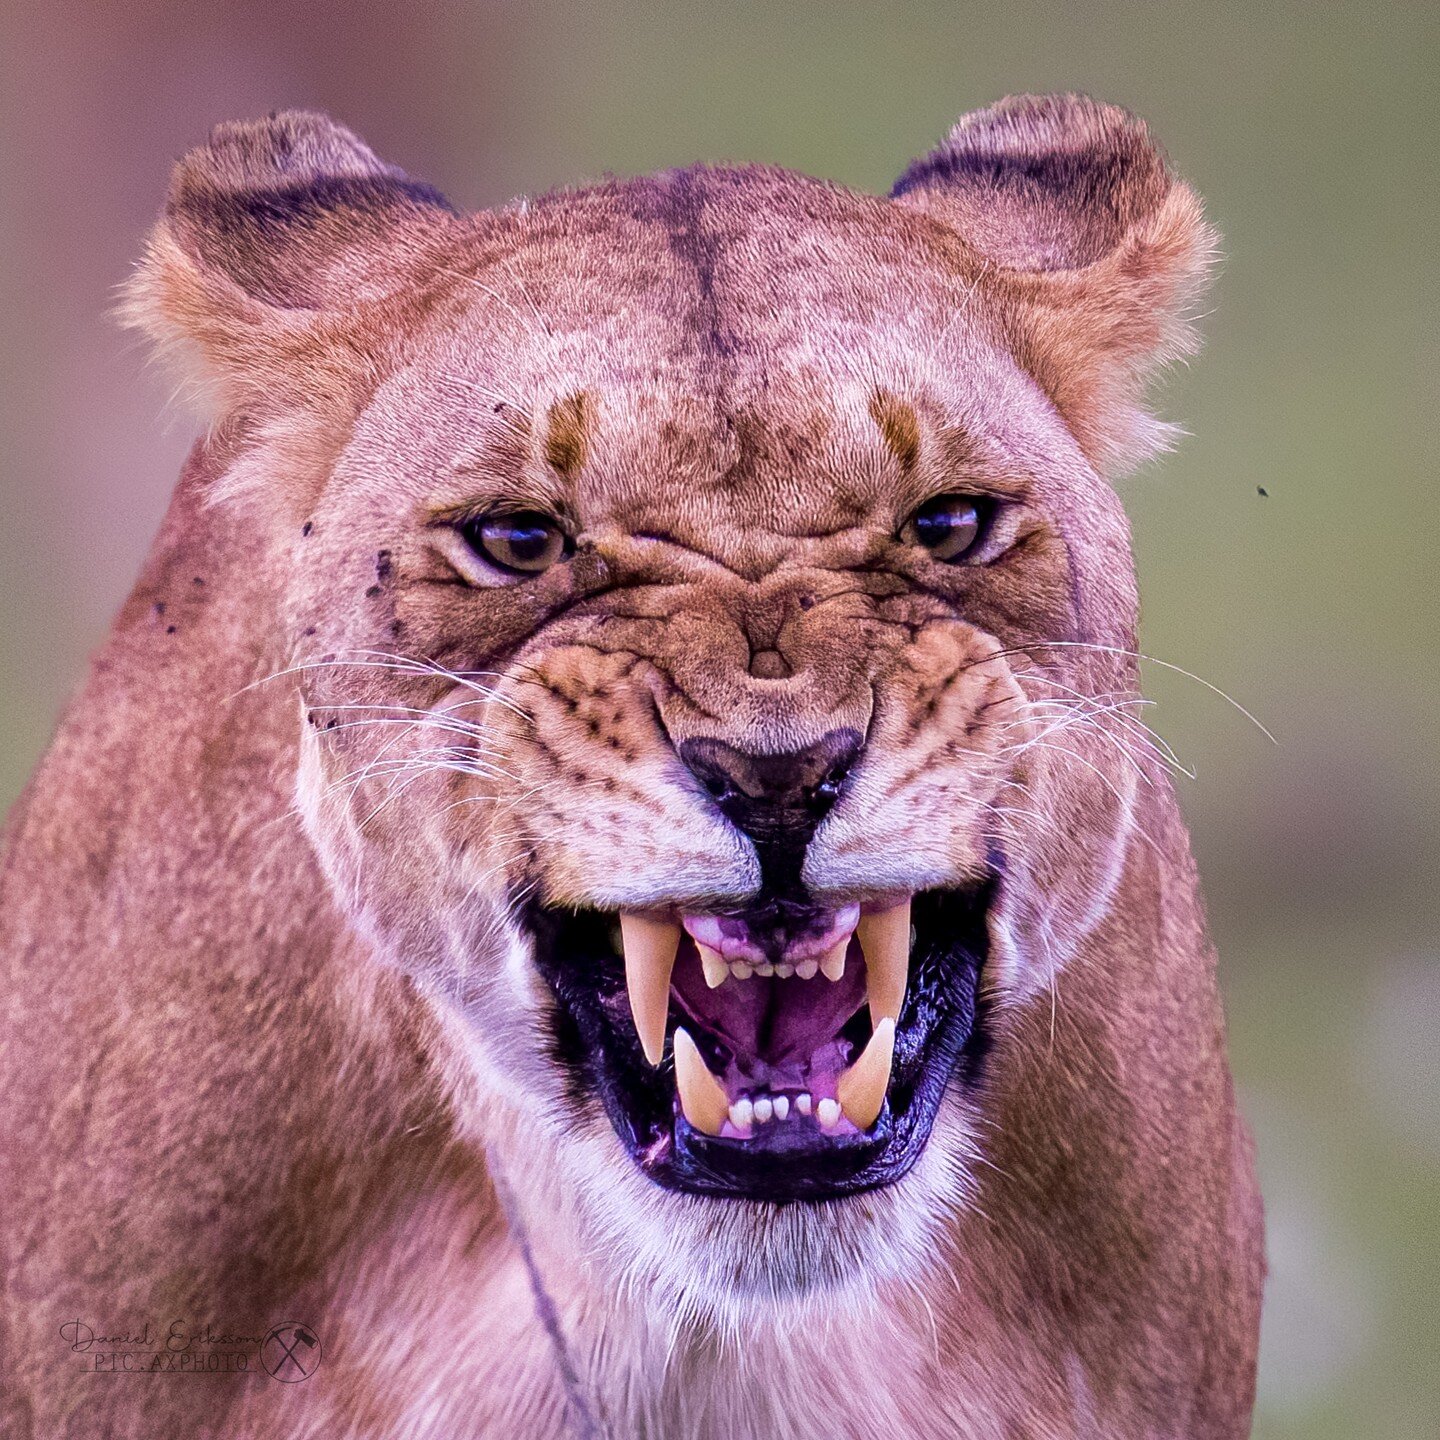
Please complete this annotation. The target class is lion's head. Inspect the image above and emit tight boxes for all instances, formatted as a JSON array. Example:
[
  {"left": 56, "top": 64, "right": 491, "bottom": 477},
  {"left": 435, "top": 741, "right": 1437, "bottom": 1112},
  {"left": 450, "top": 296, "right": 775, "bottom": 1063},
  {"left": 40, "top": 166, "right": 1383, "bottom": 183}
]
[{"left": 125, "top": 96, "right": 1212, "bottom": 1321}]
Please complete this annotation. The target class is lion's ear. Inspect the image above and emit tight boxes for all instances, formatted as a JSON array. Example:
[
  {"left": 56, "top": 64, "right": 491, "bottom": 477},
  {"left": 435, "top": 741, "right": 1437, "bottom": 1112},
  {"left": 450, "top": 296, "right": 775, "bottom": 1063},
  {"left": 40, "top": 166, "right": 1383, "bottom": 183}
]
[
  {"left": 122, "top": 111, "right": 457, "bottom": 417},
  {"left": 892, "top": 93, "right": 1216, "bottom": 474}
]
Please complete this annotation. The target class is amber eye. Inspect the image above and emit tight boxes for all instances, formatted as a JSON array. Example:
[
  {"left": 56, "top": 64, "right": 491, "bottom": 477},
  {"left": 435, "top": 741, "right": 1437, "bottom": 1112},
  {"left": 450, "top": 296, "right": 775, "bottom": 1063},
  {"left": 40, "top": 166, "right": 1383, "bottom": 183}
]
[
  {"left": 899, "top": 493, "right": 990, "bottom": 562},
  {"left": 459, "top": 509, "right": 571, "bottom": 574}
]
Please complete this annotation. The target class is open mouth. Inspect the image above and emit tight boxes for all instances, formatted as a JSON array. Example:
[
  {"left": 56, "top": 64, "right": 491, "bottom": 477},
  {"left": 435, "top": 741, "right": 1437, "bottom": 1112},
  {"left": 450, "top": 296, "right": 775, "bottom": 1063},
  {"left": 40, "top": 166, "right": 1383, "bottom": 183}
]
[{"left": 527, "top": 879, "right": 994, "bottom": 1202}]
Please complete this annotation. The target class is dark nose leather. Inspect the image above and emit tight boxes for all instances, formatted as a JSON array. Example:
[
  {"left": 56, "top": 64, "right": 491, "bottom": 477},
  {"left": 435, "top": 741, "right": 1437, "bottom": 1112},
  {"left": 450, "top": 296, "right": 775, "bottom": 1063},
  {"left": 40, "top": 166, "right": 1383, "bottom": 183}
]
[{"left": 677, "top": 728, "right": 863, "bottom": 892}]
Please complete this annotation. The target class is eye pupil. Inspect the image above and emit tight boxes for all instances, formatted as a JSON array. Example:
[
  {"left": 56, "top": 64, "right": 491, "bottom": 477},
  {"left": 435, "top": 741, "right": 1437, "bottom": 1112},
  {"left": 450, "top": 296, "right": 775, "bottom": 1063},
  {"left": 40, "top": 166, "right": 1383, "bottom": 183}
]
[
  {"left": 901, "top": 494, "right": 987, "bottom": 562},
  {"left": 462, "top": 509, "right": 570, "bottom": 574}
]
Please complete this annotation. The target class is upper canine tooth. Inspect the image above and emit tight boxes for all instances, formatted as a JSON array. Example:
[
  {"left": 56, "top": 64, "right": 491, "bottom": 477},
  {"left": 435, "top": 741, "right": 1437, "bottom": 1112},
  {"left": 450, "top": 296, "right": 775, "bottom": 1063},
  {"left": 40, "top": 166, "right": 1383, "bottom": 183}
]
[
  {"left": 836, "top": 1017, "right": 896, "bottom": 1130},
  {"left": 673, "top": 1027, "right": 729, "bottom": 1136},
  {"left": 856, "top": 900, "right": 910, "bottom": 1022},
  {"left": 620, "top": 913, "right": 681, "bottom": 1066},
  {"left": 819, "top": 939, "right": 848, "bottom": 982},
  {"left": 697, "top": 943, "right": 729, "bottom": 989}
]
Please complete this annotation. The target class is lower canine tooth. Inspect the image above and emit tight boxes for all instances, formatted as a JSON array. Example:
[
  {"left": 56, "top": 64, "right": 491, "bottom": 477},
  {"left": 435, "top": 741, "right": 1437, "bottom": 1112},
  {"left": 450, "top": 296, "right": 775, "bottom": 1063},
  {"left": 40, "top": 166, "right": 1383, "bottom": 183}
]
[
  {"left": 856, "top": 900, "right": 910, "bottom": 1022},
  {"left": 836, "top": 1016, "right": 896, "bottom": 1130},
  {"left": 673, "top": 1027, "right": 729, "bottom": 1136},
  {"left": 819, "top": 940, "right": 848, "bottom": 982},
  {"left": 698, "top": 943, "right": 729, "bottom": 989},
  {"left": 620, "top": 913, "right": 681, "bottom": 1066}
]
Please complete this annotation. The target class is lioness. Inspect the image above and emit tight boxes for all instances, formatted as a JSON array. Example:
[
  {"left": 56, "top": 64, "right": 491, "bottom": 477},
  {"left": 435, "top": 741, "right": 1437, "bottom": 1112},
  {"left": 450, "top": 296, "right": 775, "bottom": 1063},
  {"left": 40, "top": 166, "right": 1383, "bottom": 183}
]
[{"left": 0, "top": 95, "right": 1263, "bottom": 1438}]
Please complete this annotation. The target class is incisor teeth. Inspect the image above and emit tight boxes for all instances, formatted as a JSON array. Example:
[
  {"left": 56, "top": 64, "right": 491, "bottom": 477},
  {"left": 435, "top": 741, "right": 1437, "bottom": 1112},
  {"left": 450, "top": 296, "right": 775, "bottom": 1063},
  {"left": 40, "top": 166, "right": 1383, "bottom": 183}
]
[
  {"left": 856, "top": 900, "right": 910, "bottom": 1022},
  {"left": 836, "top": 1017, "right": 896, "bottom": 1130},
  {"left": 673, "top": 1027, "right": 729, "bottom": 1136},
  {"left": 753, "top": 1096, "right": 774, "bottom": 1123},
  {"left": 816, "top": 1097, "right": 841, "bottom": 1128},
  {"left": 819, "top": 939, "right": 848, "bottom": 982},
  {"left": 772, "top": 1095, "right": 790, "bottom": 1121},
  {"left": 730, "top": 1098, "right": 754, "bottom": 1131},
  {"left": 697, "top": 943, "right": 729, "bottom": 989},
  {"left": 795, "top": 958, "right": 819, "bottom": 980},
  {"left": 620, "top": 913, "right": 681, "bottom": 1066},
  {"left": 796, "top": 1092, "right": 813, "bottom": 1116}
]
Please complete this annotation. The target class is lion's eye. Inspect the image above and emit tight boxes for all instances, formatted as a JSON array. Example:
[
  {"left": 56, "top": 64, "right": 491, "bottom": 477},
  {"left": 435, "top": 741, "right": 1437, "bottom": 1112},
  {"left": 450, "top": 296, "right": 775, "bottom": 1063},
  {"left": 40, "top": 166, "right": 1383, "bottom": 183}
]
[
  {"left": 460, "top": 509, "right": 571, "bottom": 574},
  {"left": 899, "top": 493, "right": 990, "bottom": 562}
]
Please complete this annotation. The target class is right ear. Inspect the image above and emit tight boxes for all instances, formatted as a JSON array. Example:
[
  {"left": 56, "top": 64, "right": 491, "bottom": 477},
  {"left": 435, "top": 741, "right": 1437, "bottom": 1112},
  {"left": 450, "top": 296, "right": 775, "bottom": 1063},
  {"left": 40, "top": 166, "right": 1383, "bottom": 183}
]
[{"left": 122, "top": 111, "right": 458, "bottom": 419}]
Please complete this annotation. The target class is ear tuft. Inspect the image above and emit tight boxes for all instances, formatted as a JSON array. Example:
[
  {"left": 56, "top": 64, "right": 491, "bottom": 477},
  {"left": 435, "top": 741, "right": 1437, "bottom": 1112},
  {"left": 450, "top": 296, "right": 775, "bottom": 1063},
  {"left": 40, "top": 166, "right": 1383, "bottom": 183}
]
[{"left": 893, "top": 94, "right": 1217, "bottom": 474}]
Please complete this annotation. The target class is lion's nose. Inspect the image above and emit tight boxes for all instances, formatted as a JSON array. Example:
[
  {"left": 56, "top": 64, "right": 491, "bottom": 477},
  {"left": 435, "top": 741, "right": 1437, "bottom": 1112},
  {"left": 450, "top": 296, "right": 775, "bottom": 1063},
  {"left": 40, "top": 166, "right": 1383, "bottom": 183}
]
[{"left": 677, "top": 728, "right": 863, "bottom": 887}]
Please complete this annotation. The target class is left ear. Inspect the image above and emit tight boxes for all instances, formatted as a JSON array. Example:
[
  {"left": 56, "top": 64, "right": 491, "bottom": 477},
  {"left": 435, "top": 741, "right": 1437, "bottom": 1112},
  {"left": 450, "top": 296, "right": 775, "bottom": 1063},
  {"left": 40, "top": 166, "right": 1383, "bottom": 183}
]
[{"left": 892, "top": 93, "right": 1216, "bottom": 475}]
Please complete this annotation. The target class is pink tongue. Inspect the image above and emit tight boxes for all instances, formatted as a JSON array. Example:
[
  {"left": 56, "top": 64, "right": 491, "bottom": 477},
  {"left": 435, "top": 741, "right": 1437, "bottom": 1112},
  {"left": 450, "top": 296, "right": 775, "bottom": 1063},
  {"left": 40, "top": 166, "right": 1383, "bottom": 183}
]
[
  {"left": 682, "top": 903, "right": 861, "bottom": 965},
  {"left": 670, "top": 936, "right": 867, "bottom": 1086}
]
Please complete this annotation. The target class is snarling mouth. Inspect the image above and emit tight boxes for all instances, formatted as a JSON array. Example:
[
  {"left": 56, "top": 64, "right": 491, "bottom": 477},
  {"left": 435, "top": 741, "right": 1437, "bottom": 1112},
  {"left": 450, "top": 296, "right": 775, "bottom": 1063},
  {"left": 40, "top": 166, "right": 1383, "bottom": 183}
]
[{"left": 528, "top": 881, "right": 993, "bottom": 1201}]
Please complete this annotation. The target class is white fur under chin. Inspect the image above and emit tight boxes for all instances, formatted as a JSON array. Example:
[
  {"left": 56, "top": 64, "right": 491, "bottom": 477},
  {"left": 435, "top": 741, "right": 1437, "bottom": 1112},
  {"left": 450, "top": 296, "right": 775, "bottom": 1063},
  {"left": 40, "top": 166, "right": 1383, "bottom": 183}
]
[{"left": 475, "top": 1041, "right": 985, "bottom": 1342}]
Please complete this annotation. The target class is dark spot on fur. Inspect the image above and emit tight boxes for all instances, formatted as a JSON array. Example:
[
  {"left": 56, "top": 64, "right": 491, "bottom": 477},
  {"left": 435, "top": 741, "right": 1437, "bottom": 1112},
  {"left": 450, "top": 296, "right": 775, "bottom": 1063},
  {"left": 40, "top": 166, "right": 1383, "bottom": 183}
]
[
  {"left": 543, "top": 392, "right": 592, "bottom": 477},
  {"left": 365, "top": 585, "right": 382, "bottom": 599},
  {"left": 302, "top": 626, "right": 317, "bottom": 637},
  {"left": 868, "top": 390, "right": 922, "bottom": 472},
  {"left": 302, "top": 521, "right": 313, "bottom": 537},
  {"left": 153, "top": 601, "right": 166, "bottom": 616},
  {"left": 192, "top": 576, "right": 204, "bottom": 586},
  {"left": 166, "top": 624, "right": 177, "bottom": 634},
  {"left": 376, "top": 549, "right": 393, "bottom": 581}
]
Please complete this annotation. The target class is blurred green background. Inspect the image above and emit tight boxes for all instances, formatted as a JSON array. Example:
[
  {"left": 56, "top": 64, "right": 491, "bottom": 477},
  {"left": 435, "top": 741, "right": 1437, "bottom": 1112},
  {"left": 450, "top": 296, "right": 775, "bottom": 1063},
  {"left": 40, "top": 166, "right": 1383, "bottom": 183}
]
[{"left": 1, "top": 3, "right": 1435, "bottom": 1433}]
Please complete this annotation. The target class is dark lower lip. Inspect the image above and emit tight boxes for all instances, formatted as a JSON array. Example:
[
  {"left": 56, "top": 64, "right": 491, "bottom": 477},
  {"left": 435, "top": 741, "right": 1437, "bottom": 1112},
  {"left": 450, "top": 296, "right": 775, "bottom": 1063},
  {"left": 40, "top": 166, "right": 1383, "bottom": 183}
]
[{"left": 526, "top": 881, "right": 996, "bottom": 1203}]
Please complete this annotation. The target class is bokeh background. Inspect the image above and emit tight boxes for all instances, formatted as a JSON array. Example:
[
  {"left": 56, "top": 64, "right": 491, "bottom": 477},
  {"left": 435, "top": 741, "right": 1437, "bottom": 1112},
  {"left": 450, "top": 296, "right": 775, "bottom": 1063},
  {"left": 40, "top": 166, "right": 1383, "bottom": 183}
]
[{"left": 2, "top": 3, "right": 1435, "bottom": 1434}]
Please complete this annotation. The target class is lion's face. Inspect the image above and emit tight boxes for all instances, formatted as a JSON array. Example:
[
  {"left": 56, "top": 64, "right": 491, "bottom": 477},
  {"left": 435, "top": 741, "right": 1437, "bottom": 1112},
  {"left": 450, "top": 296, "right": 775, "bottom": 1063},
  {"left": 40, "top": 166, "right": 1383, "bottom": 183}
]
[{"left": 130, "top": 101, "right": 1209, "bottom": 1312}]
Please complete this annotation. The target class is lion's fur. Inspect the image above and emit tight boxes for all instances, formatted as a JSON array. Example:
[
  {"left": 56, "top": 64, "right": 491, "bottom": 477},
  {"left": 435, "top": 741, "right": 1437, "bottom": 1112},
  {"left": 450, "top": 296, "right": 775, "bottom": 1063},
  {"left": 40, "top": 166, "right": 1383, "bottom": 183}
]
[{"left": 0, "top": 98, "right": 1262, "bottom": 1438}]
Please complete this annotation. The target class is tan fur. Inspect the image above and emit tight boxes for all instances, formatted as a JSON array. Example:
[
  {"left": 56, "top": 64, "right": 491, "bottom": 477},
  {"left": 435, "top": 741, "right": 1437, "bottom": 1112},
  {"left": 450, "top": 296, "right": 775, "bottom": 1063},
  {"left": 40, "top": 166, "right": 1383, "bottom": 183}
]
[{"left": 0, "top": 98, "right": 1262, "bottom": 1438}]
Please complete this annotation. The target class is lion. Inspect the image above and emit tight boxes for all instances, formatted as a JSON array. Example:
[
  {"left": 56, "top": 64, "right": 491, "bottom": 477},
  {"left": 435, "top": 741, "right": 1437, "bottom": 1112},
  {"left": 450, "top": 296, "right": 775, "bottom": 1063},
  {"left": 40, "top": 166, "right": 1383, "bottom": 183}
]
[{"left": 0, "top": 95, "right": 1263, "bottom": 1438}]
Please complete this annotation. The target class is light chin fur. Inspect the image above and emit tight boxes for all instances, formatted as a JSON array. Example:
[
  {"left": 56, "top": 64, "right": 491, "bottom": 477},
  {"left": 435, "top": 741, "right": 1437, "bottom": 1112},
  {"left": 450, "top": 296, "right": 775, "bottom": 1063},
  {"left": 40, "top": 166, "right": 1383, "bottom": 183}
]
[{"left": 469, "top": 1028, "right": 985, "bottom": 1337}]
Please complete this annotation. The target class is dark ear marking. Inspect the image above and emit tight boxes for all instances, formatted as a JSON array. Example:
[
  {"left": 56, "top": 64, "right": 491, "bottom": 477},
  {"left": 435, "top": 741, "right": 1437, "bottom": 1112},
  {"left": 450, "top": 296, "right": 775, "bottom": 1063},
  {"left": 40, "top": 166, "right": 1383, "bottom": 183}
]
[
  {"left": 892, "top": 93, "right": 1171, "bottom": 272},
  {"left": 161, "top": 110, "right": 457, "bottom": 310},
  {"left": 893, "top": 93, "right": 1216, "bottom": 475}
]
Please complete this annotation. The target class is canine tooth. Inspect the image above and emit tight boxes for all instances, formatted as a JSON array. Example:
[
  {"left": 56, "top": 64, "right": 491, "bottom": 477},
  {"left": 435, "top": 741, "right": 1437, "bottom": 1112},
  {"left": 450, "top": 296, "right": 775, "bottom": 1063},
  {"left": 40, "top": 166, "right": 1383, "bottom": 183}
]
[
  {"left": 673, "top": 1027, "right": 729, "bottom": 1136},
  {"left": 857, "top": 901, "right": 910, "bottom": 1022},
  {"left": 816, "top": 1097, "right": 841, "bottom": 1128},
  {"left": 819, "top": 940, "right": 847, "bottom": 982},
  {"left": 795, "top": 958, "right": 819, "bottom": 980},
  {"left": 772, "top": 1095, "right": 790, "bottom": 1121},
  {"left": 795, "top": 1092, "right": 812, "bottom": 1116},
  {"left": 836, "top": 1017, "right": 896, "bottom": 1131},
  {"left": 775, "top": 963, "right": 794, "bottom": 979},
  {"left": 730, "top": 1098, "right": 754, "bottom": 1131},
  {"left": 730, "top": 961, "right": 754, "bottom": 981},
  {"left": 620, "top": 913, "right": 681, "bottom": 1066},
  {"left": 753, "top": 1096, "right": 774, "bottom": 1123},
  {"left": 698, "top": 943, "right": 729, "bottom": 989},
  {"left": 755, "top": 962, "right": 776, "bottom": 977}
]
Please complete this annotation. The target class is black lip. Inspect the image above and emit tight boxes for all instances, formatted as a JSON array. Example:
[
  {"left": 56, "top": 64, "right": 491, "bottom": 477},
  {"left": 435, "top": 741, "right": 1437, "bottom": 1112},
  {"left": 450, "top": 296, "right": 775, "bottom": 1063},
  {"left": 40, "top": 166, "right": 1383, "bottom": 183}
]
[{"left": 527, "top": 879, "right": 995, "bottom": 1203}]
